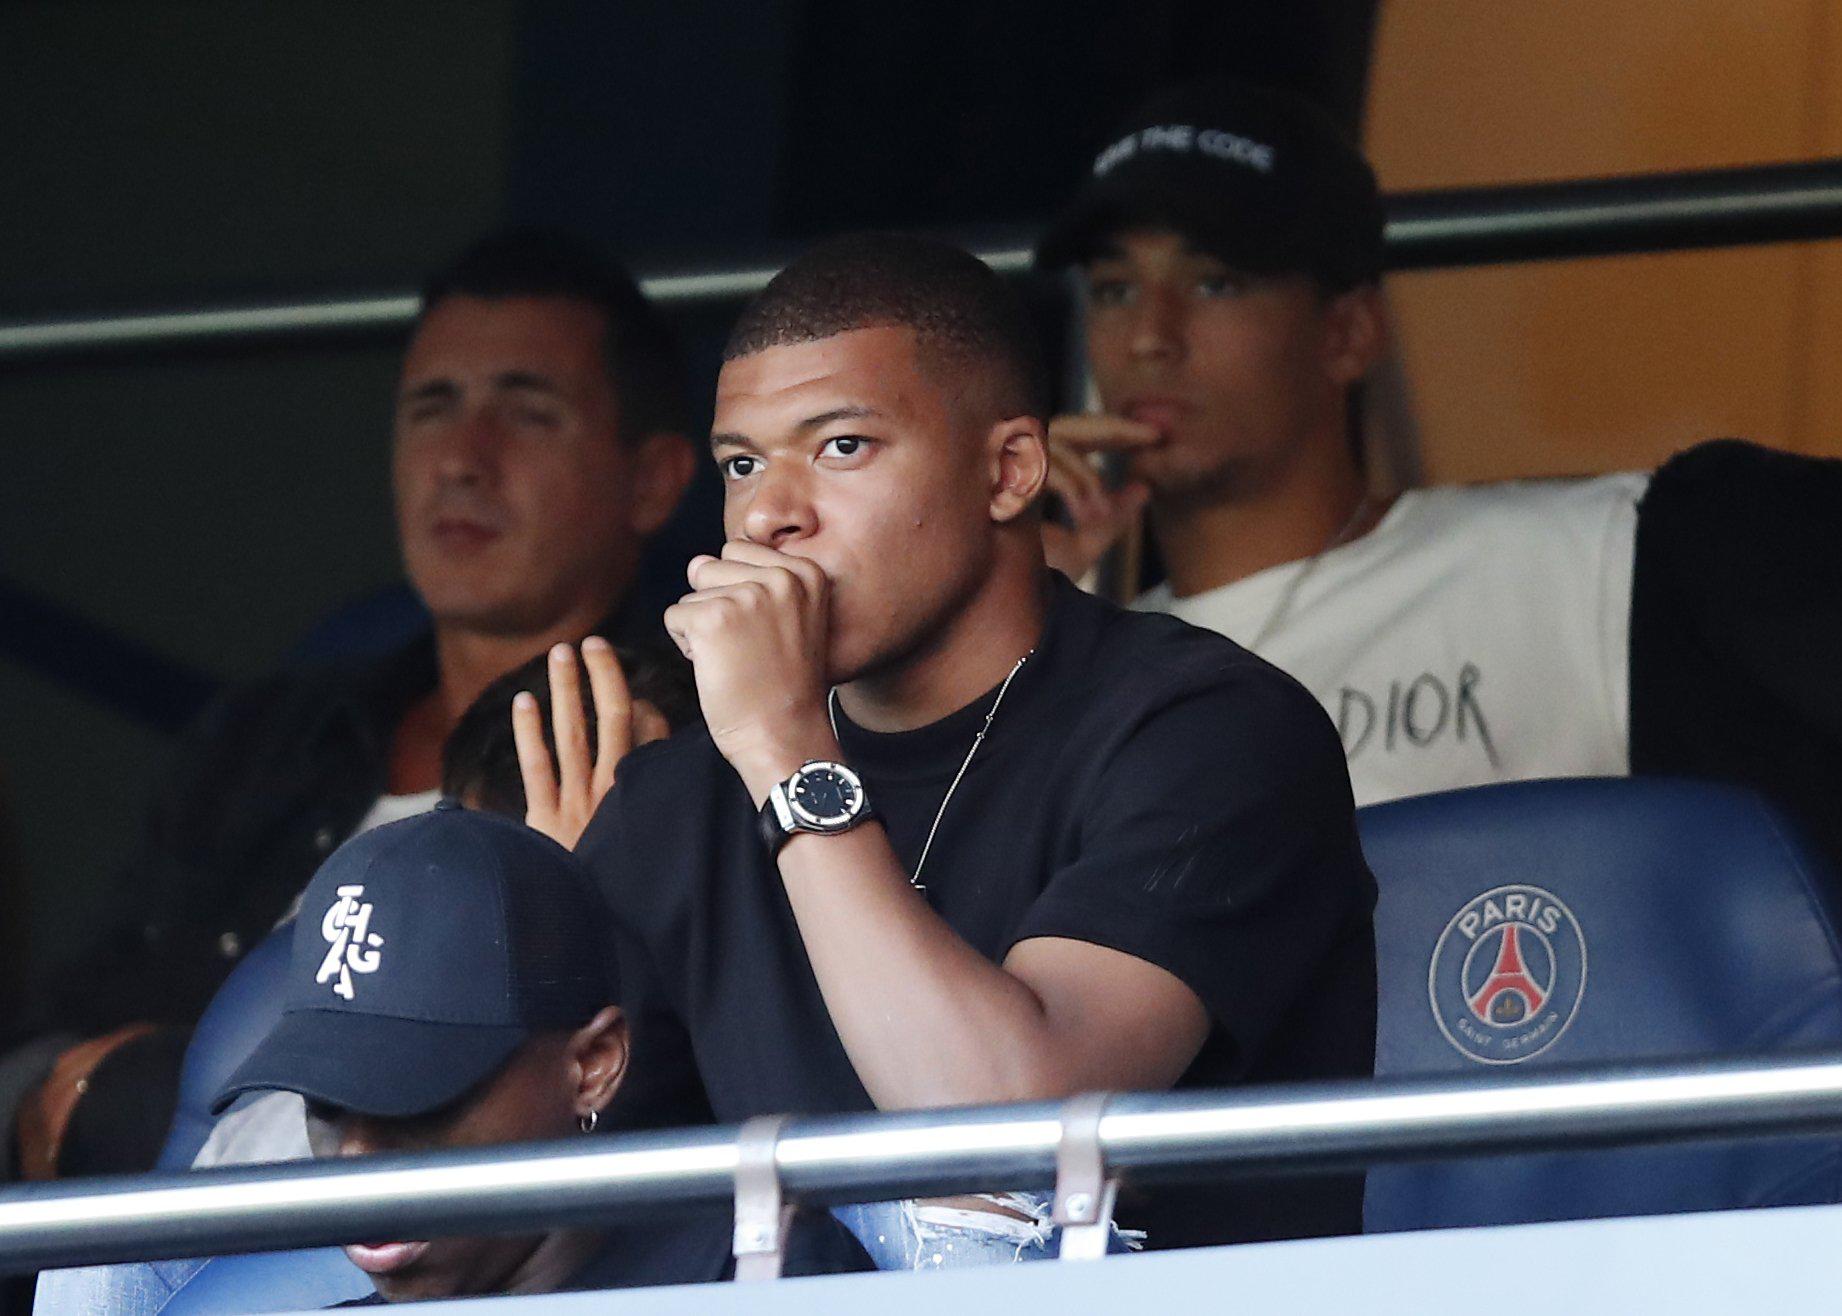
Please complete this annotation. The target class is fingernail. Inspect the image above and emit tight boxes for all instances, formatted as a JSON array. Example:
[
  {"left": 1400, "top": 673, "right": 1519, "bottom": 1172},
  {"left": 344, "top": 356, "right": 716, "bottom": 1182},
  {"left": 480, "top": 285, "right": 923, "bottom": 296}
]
[
  {"left": 582, "top": 635, "right": 610, "bottom": 652},
  {"left": 550, "top": 643, "right": 571, "bottom": 662},
  {"left": 514, "top": 691, "right": 536, "bottom": 709}
]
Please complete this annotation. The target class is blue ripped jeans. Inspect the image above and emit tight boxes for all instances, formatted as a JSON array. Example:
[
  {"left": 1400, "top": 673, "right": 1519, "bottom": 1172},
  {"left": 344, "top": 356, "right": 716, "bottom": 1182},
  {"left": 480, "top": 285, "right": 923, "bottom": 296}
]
[{"left": 831, "top": 1192, "right": 1138, "bottom": 1271}]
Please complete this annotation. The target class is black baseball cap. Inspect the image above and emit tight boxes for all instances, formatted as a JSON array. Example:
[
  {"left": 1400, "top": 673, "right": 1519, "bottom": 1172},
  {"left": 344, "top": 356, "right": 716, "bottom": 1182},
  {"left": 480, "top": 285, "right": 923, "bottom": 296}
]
[
  {"left": 212, "top": 802, "right": 616, "bottom": 1119},
  {"left": 1036, "top": 78, "right": 1384, "bottom": 289}
]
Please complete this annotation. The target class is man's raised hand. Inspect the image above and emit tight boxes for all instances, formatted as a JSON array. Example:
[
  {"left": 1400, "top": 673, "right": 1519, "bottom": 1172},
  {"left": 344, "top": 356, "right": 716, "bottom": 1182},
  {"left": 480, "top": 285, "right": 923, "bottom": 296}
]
[
  {"left": 1040, "top": 413, "right": 1159, "bottom": 582},
  {"left": 664, "top": 541, "right": 836, "bottom": 803},
  {"left": 514, "top": 637, "right": 667, "bottom": 850}
]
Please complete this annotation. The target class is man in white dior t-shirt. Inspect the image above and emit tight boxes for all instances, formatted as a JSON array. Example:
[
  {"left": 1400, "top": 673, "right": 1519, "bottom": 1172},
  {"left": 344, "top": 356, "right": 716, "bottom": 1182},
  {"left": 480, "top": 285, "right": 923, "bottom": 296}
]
[{"left": 1034, "top": 77, "right": 1646, "bottom": 807}]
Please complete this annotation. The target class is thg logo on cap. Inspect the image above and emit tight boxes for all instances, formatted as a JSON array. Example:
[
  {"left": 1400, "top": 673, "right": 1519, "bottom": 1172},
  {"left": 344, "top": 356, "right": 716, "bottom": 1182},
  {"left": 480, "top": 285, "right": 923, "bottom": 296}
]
[
  {"left": 1092, "top": 123, "right": 1277, "bottom": 179},
  {"left": 318, "top": 883, "right": 385, "bottom": 1001}
]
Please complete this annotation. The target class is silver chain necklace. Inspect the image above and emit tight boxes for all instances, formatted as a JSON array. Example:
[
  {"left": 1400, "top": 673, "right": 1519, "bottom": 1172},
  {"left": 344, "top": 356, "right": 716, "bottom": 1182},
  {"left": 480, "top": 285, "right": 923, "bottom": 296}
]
[
  {"left": 1245, "top": 496, "right": 1375, "bottom": 654},
  {"left": 827, "top": 649, "right": 1034, "bottom": 896}
]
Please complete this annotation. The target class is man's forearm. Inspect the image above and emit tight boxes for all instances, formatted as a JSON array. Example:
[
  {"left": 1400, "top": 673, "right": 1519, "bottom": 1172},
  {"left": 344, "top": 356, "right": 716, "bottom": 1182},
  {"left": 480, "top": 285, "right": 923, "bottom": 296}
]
[
  {"left": 774, "top": 824, "right": 1073, "bottom": 1109},
  {"left": 728, "top": 735, "right": 1076, "bottom": 1110}
]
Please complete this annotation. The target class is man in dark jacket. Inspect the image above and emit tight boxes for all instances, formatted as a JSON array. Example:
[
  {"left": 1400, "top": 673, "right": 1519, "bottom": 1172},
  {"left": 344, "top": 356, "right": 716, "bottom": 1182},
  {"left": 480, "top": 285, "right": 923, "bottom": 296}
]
[{"left": 6, "top": 227, "right": 696, "bottom": 1181}]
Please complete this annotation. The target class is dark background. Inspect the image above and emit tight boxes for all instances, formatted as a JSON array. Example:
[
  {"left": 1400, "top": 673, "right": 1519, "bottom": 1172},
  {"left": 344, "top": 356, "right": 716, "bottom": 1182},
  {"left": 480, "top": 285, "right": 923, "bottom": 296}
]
[{"left": 0, "top": 0, "right": 1374, "bottom": 1001}]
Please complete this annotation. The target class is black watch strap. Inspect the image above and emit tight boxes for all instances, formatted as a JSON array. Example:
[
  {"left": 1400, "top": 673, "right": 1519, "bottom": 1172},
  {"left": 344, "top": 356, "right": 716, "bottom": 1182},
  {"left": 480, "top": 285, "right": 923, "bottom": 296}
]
[{"left": 757, "top": 792, "right": 792, "bottom": 857}]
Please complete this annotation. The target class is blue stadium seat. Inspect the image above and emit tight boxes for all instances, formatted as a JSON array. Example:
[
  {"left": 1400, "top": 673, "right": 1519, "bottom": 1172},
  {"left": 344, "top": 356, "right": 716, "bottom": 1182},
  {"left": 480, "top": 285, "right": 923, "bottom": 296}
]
[
  {"left": 154, "top": 922, "right": 374, "bottom": 1310},
  {"left": 38, "top": 924, "right": 373, "bottom": 1314},
  {"left": 285, "top": 582, "right": 430, "bottom": 669},
  {"left": 156, "top": 925, "right": 296, "bottom": 1171},
  {"left": 1360, "top": 777, "right": 1842, "bottom": 1232}
]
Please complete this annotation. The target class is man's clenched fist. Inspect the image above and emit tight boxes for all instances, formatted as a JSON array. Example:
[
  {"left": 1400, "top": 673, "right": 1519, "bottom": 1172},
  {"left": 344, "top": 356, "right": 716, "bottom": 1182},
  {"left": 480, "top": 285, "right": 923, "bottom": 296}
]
[{"left": 665, "top": 541, "right": 840, "bottom": 802}]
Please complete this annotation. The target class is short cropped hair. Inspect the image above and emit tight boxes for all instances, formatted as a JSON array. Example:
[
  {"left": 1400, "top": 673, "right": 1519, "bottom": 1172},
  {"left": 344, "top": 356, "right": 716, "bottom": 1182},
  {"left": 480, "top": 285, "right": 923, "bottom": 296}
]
[
  {"left": 723, "top": 232, "right": 1049, "bottom": 420},
  {"left": 441, "top": 632, "right": 700, "bottom": 819},
  {"left": 421, "top": 228, "right": 689, "bottom": 441}
]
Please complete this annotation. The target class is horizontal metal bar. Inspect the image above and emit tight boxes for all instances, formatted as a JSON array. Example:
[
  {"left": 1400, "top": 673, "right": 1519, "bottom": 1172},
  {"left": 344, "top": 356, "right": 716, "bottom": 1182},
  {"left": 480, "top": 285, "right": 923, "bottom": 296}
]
[
  {"left": 4, "top": 1052, "right": 1842, "bottom": 1275},
  {"left": 0, "top": 243, "right": 1037, "bottom": 363},
  {"left": 6, "top": 161, "right": 1842, "bottom": 365},
  {"left": 1385, "top": 157, "right": 1842, "bottom": 270},
  {"left": 0, "top": 295, "right": 422, "bottom": 360}
]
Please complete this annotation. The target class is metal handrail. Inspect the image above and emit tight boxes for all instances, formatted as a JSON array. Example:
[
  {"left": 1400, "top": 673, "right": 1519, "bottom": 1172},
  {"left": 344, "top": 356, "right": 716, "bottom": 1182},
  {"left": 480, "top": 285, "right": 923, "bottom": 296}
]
[
  {"left": 1386, "top": 157, "right": 1842, "bottom": 270},
  {"left": 0, "top": 241, "right": 1036, "bottom": 363},
  {"left": 5, "top": 159, "right": 1842, "bottom": 364},
  {"left": 5, "top": 1052, "right": 1842, "bottom": 1275}
]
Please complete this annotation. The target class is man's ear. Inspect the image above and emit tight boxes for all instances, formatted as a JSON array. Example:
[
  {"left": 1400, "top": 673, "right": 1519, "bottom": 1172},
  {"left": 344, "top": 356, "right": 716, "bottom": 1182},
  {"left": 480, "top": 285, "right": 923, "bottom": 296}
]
[
  {"left": 568, "top": 1005, "right": 629, "bottom": 1118},
  {"left": 628, "top": 432, "right": 697, "bottom": 538},
  {"left": 988, "top": 416, "right": 1049, "bottom": 524},
  {"left": 1322, "top": 283, "right": 1387, "bottom": 389}
]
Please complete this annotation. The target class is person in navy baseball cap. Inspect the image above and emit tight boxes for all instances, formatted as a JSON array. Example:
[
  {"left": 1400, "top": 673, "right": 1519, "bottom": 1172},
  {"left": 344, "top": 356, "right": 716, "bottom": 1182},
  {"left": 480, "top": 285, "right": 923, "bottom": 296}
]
[
  {"left": 211, "top": 731, "right": 869, "bottom": 1305},
  {"left": 213, "top": 801, "right": 619, "bottom": 1124},
  {"left": 212, "top": 801, "right": 647, "bottom": 1301}
]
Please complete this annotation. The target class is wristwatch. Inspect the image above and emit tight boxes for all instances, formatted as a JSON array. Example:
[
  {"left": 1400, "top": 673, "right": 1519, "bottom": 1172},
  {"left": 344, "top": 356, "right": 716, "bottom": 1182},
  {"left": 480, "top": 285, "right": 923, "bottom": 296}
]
[{"left": 758, "top": 760, "right": 875, "bottom": 856}]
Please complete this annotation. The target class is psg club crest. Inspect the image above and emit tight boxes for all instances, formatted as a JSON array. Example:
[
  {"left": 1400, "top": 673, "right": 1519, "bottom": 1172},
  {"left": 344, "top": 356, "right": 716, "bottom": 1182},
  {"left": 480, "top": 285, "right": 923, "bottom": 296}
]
[{"left": 1428, "top": 884, "right": 1586, "bottom": 1065}]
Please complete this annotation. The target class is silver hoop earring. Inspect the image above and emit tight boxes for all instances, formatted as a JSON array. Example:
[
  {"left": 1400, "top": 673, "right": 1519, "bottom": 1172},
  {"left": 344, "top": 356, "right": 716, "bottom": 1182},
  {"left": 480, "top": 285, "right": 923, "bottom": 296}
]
[{"left": 578, "top": 1110, "right": 599, "bottom": 1134}]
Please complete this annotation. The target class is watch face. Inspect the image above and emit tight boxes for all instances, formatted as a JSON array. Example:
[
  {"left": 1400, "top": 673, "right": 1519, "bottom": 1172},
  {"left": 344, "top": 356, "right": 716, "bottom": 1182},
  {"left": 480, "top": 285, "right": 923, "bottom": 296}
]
[{"left": 789, "top": 764, "right": 862, "bottom": 829}]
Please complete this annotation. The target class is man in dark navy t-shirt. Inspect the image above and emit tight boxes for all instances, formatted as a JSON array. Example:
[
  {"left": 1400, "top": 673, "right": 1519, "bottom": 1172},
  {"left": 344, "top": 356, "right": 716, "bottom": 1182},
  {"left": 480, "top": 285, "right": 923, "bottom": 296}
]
[{"left": 542, "top": 233, "right": 1376, "bottom": 1252}]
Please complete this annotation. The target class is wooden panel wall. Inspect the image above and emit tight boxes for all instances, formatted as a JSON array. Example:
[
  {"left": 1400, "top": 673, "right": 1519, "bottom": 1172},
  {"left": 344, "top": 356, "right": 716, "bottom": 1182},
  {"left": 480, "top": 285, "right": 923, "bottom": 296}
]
[{"left": 1366, "top": 1, "right": 1842, "bottom": 481}]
